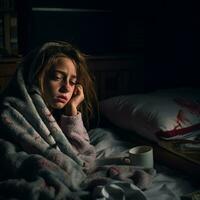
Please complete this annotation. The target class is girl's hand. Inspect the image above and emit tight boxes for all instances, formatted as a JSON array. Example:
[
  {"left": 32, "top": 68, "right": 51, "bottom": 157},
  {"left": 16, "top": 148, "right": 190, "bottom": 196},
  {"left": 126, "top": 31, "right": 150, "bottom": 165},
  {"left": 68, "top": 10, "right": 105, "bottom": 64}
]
[{"left": 64, "top": 84, "right": 84, "bottom": 116}]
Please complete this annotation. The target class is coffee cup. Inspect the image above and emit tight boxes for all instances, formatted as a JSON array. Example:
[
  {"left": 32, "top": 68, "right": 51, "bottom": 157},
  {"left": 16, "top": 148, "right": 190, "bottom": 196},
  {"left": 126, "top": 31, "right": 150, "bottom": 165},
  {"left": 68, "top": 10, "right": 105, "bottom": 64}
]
[{"left": 124, "top": 145, "right": 154, "bottom": 169}]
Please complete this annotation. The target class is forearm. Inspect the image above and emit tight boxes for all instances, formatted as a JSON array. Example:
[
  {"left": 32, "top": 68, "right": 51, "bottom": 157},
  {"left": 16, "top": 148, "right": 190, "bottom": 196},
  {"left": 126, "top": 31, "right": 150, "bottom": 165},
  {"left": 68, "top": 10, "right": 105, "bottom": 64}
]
[
  {"left": 60, "top": 112, "right": 90, "bottom": 145},
  {"left": 60, "top": 112, "right": 96, "bottom": 169}
]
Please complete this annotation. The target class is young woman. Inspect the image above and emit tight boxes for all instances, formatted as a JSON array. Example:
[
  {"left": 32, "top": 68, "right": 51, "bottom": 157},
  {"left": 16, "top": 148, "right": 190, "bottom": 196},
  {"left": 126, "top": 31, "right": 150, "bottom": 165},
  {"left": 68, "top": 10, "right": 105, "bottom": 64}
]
[
  {"left": 0, "top": 41, "right": 98, "bottom": 172},
  {"left": 35, "top": 41, "right": 99, "bottom": 168},
  {"left": 0, "top": 41, "right": 153, "bottom": 199}
]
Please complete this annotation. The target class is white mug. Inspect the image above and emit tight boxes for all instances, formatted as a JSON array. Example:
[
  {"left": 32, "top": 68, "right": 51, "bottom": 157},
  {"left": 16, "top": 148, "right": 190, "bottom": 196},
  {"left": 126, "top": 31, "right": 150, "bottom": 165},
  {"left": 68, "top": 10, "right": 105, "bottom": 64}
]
[{"left": 125, "top": 145, "right": 154, "bottom": 169}]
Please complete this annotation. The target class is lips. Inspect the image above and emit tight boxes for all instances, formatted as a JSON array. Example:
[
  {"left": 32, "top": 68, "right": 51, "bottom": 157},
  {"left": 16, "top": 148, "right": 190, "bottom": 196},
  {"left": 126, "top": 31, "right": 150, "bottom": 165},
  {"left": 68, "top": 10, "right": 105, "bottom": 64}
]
[{"left": 54, "top": 95, "right": 68, "bottom": 103}]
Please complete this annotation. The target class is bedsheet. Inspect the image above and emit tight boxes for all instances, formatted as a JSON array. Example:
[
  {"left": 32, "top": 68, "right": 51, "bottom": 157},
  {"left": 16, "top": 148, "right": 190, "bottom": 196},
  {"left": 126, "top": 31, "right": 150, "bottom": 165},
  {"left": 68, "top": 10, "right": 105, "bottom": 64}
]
[
  {"left": 0, "top": 127, "right": 196, "bottom": 199},
  {"left": 89, "top": 128, "right": 198, "bottom": 200}
]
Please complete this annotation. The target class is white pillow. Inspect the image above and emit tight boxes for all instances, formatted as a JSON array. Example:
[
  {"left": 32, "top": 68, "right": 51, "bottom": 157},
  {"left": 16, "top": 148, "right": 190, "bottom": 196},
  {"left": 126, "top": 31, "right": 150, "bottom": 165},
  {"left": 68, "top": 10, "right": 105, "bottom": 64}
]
[{"left": 100, "top": 88, "right": 200, "bottom": 142}]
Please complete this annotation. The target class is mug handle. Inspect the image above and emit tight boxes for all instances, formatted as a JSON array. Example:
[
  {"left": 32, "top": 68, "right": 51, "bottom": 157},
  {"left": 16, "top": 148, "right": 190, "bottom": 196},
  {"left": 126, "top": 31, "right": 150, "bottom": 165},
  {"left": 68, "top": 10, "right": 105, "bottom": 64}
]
[
  {"left": 96, "top": 157, "right": 131, "bottom": 165},
  {"left": 122, "top": 156, "right": 131, "bottom": 165}
]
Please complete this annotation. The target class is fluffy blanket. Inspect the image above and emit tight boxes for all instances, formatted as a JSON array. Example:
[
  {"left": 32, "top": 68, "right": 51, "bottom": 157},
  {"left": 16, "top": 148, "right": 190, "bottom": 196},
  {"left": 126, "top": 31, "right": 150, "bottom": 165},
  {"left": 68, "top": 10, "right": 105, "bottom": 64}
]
[{"left": 0, "top": 42, "right": 154, "bottom": 199}]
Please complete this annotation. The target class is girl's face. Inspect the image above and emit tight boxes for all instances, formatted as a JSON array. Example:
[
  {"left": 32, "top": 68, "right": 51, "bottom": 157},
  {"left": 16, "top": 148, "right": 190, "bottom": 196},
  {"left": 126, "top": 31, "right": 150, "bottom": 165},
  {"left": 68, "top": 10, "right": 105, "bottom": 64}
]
[{"left": 43, "top": 57, "right": 77, "bottom": 110}]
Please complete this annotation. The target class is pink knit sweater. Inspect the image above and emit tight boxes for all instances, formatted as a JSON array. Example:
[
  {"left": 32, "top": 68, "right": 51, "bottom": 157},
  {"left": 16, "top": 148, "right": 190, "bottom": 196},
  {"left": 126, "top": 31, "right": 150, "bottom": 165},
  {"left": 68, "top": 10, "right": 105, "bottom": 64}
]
[{"left": 60, "top": 112, "right": 96, "bottom": 170}]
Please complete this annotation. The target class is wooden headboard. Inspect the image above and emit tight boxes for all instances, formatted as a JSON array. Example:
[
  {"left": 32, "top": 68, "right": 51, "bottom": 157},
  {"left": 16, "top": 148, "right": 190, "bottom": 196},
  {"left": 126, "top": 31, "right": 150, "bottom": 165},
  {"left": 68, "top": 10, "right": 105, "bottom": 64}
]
[
  {"left": 87, "top": 56, "right": 145, "bottom": 100},
  {"left": 87, "top": 56, "right": 199, "bottom": 100},
  {"left": 1, "top": 56, "right": 199, "bottom": 99}
]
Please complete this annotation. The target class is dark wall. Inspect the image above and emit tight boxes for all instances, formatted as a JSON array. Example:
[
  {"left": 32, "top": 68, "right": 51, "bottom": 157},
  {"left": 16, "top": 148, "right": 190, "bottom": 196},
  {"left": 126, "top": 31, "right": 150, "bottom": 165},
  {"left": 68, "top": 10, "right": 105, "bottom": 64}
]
[
  {"left": 16, "top": 0, "right": 198, "bottom": 88},
  {"left": 144, "top": 1, "right": 198, "bottom": 89},
  {"left": 17, "top": 0, "right": 195, "bottom": 57},
  {"left": 17, "top": 0, "right": 144, "bottom": 56}
]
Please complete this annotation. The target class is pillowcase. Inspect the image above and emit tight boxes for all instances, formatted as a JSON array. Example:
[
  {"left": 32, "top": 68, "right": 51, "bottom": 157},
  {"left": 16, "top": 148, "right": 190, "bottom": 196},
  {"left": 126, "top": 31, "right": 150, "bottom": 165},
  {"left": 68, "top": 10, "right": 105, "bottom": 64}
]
[{"left": 100, "top": 88, "right": 200, "bottom": 142}]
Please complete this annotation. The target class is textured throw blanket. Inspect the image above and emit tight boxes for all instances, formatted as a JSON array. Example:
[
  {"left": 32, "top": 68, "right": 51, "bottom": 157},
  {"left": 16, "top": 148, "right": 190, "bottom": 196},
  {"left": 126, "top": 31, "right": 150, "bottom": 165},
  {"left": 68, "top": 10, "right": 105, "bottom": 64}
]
[{"left": 0, "top": 43, "right": 154, "bottom": 199}]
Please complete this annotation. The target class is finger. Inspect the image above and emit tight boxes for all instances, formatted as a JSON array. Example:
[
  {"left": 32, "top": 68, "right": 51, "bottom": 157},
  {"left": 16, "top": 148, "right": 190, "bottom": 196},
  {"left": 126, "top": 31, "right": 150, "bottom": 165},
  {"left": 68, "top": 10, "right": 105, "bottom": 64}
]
[
  {"left": 73, "top": 84, "right": 81, "bottom": 95},
  {"left": 76, "top": 84, "right": 83, "bottom": 91},
  {"left": 76, "top": 84, "right": 84, "bottom": 97},
  {"left": 76, "top": 84, "right": 81, "bottom": 87}
]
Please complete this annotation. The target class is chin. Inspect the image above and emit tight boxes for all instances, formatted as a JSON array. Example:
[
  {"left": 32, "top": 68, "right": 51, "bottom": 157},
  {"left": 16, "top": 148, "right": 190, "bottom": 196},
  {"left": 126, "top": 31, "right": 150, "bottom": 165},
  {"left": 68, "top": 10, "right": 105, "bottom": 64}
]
[{"left": 52, "top": 103, "right": 66, "bottom": 110}]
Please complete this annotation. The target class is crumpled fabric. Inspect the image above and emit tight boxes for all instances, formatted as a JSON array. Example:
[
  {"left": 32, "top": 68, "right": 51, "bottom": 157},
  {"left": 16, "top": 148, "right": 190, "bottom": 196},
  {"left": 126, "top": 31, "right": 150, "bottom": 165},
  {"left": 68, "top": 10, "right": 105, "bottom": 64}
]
[{"left": 92, "top": 181, "right": 147, "bottom": 200}]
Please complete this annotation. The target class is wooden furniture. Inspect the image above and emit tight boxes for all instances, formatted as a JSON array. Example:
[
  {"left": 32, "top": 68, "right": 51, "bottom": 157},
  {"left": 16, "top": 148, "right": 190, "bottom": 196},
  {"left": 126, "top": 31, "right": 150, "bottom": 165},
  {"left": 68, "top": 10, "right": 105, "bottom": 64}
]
[
  {"left": 0, "top": 0, "right": 18, "bottom": 56},
  {"left": 87, "top": 56, "right": 144, "bottom": 100},
  {"left": 0, "top": 57, "right": 19, "bottom": 92}
]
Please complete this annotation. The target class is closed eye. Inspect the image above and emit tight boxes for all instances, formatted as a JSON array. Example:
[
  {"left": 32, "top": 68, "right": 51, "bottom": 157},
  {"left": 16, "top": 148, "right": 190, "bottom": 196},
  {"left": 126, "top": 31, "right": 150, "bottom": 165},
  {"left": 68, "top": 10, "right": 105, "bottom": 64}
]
[
  {"left": 70, "top": 79, "right": 77, "bottom": 85},
  {"left": 50, "top": 70, "right": 77, "bottom": 85},
  {"left": 51, "top": 72, "right": 64, "bottom": 81},
  {"left": 55, "top": 76, "right": 63, "bottom": 81}
]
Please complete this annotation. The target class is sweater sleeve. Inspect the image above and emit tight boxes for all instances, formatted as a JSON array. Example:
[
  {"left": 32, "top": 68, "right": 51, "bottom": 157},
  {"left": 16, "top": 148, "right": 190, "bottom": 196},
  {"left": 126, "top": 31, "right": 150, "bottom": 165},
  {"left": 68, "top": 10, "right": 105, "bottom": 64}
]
[{"left": 60, "top": 112, "right": 96, "bottom": 170}]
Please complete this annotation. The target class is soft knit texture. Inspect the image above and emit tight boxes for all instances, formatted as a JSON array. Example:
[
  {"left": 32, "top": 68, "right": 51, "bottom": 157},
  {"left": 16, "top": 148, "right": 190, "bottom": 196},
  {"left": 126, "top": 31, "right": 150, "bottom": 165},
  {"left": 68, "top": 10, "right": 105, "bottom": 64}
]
[{"left": 60, "top": 113, "right": 96, "bottom": 169}]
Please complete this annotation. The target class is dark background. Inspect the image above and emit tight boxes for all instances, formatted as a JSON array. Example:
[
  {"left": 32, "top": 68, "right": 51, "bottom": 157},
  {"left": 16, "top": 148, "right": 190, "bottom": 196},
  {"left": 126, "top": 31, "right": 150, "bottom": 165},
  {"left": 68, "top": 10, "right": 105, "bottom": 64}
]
[{"left": 16, "top": 0, "right": 199, "bottom": 89}]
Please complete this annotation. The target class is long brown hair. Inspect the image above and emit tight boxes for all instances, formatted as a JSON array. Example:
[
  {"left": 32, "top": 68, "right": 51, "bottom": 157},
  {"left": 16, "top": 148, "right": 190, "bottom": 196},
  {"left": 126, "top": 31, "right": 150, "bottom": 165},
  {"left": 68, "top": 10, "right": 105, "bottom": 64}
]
[{"left": 34, "top": 41, "right": 99, "bottom": 129}]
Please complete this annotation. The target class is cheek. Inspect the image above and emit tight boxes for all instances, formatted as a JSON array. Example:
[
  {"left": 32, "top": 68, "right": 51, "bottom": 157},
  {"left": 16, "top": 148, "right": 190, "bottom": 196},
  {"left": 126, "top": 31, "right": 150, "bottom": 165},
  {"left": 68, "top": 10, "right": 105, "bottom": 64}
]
[
  {"left": 44, "top": 81, "right": 59, "bottom": 97},
  {"left": 49, "top": 82, "right": 59, "bottom": 93},
  {"left": 65, "top": 87, "right": 75, "bottom": 101},
  {"left": 68, "top": 87, "right": 75, "bottom": 97}
]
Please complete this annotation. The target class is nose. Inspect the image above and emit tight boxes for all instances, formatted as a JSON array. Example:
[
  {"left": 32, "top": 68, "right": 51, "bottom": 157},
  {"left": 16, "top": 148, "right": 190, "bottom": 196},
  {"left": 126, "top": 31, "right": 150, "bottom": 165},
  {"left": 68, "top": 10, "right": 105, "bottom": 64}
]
[{"left": 60, "top": 80, "right": 70, "bottom": 93}]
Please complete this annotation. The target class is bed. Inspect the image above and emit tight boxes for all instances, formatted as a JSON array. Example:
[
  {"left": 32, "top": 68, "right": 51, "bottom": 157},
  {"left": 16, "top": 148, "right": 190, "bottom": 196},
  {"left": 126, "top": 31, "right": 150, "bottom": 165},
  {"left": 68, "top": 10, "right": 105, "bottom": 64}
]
[
  {"left": 86, "top": 56, "right": 200, "bottom": 199},
  {"left": 0, "top": 55, "right": 199, "bottom": 200}
]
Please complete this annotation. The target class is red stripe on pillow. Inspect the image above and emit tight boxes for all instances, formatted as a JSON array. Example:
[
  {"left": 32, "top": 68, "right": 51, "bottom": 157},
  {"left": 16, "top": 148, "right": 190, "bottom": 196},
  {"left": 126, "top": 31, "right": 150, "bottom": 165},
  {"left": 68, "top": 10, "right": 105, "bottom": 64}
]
[{"left": 156, "top": 123, "right": 200, "bottom": 139}]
